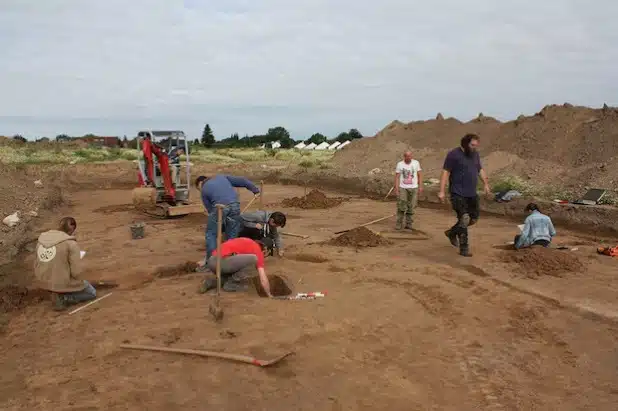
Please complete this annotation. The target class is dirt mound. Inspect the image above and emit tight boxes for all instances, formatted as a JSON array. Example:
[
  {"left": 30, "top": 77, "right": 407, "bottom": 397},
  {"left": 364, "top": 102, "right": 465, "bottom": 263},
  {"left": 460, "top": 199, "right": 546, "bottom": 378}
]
[
  {"left": 154, "top": 261, "right": 198, "bottom": 278},
  {"left": 331, "top": 104, "right": 618, "bottom": 194},
  {"left": 281, "top": 189, "right": 344, "bottom": 209},
  {"left": 0, "top": 286, "right": 49, "bottom": 313},
  {"left": 503, "top": 247, "right": 584, "bottom": 278},
  {"left": 328, "top": 227, "right": 392, "bottom": 248}
]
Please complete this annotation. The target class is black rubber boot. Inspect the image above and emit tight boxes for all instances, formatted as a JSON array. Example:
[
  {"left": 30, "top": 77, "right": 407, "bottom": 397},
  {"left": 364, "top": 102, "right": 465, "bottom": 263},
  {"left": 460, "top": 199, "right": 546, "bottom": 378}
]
[
  {"left": 459, "top": 247, "right": 473, "bottom": 257},
  {"left": 445, "top": 229, "right": 459, "bottom": 247}
]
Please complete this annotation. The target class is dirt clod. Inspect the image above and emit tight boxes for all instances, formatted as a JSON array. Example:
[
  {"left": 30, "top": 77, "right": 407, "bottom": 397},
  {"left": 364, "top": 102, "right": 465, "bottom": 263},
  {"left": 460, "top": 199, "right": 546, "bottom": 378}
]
[
  {"left": 154, "top": 261, "right": 198, "bottom": 278},
  {"left": 281, "top": 189, "right": 344, "bottom": 209},
  {"left": 328, "top": 227, "right": 392, "bottom": 248},
  {"left": 0, "top": 286, "right": 49, "bottom": 313},
  {"left": 504, "top": 247, "right": 584, "bottom": 278}
]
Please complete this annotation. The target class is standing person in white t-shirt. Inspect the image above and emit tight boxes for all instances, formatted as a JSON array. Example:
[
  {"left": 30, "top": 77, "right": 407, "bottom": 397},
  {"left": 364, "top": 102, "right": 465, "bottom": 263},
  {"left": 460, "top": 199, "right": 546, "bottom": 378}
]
[{"left": 394, "top": 151, "right": 423, "bottom": 230}]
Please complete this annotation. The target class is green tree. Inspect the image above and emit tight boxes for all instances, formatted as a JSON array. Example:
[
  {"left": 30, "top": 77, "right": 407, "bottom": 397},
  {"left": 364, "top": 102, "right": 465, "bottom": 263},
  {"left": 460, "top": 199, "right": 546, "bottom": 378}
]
[
  {"left": 348, "top": 128, "right": 363, "bottom": 140},
  {"left": 307, "top": 133, "right": 327, "bottom": 145},
  {"left": 12, "top": 134, "right": 26, "bottom": 143},
  {"left": 55, "top": 134, "right": 71, "bottom": 142},
  {"left": 201, "top": 124, "right": 215, "bottom": 147}
]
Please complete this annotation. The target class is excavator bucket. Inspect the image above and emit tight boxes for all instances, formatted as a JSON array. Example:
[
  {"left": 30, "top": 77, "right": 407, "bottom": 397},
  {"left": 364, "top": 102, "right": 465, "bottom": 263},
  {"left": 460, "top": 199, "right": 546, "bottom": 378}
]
[{"left": 132, "top": 187, "right": 157, "bottom": 206}]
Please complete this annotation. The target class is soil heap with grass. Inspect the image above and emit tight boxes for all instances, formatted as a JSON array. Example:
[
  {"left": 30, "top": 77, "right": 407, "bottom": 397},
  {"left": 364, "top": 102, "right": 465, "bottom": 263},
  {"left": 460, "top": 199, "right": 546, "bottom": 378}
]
[{"left": 331, "top": 104, "right": 618, "bottom": 199}]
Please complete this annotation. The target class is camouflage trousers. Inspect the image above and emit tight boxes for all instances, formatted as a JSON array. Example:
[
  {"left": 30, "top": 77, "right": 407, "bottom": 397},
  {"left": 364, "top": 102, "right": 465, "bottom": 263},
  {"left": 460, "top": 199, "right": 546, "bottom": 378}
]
[{"left": 396, "top": 187, "right": 418, "bottom": 229}]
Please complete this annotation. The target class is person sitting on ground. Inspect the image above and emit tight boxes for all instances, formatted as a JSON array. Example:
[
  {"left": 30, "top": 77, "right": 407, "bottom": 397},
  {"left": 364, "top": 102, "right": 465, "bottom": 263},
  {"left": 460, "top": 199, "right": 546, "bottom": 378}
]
[
  {"left": 514, "top": 203, "right": 556, "bottom": 250},
  {"left": 199, "top": 237, "right": 273, "bottom": 297},
  {"left": 33, "top": 217, "right": 96, "bottom": 311},
  {"left": 239, "top": 211, "right": 286, "bottom": 257}
]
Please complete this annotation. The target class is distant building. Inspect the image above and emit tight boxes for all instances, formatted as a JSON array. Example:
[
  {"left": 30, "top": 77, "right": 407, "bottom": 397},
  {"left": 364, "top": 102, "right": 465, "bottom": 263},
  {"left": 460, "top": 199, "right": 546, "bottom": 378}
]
[
  {"left": 314, "top": 142, "right": 330, "bottom": 150},
  {"left": 270, "top": 141, "right": 282, "bottom": 149},
  {"left": 294, "top": 141, "right": 306, "bottom": 149},
  {"left": 328, "top": 141, "right": 341, "bottom": 150},
  {"left": 76, "top": 136, "right": 120, "bottom": 147},
  {"left": 336, "top": 140, "right": 351, "bottom": 150},
  {"left": 303, "top": 142, "right": 317, "bottom": 150}
]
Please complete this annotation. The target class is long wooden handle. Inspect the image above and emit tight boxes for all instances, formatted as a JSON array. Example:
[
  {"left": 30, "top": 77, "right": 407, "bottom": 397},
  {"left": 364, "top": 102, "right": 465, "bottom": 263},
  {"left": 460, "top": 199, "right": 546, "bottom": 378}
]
[
  {"left": 384, "top": 186, "right": 394, "bottom": 200},
  {"left": 241, "top": 196, "right": 257, "bottom": 213},
  {"left": 120, "top": 344, "right": 263, "bottom": 365},
  {"left": 259, "top": 181, "right": 264, "bottom": 210},
  {"left": 334, "top": 214, "right": 395, "bottom": 234},
  {"left": 215, "top": 204, "right": 224, "bottom": 305},
  {"left": 281, "top": 232, "right": 309, "bottom": 239}
]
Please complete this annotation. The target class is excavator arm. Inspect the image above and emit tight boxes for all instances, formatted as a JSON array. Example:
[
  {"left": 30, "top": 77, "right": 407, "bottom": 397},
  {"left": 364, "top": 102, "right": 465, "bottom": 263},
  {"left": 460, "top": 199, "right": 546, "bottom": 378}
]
[{"left": 141, "top": 138, "right": 176, "bottom": 201}]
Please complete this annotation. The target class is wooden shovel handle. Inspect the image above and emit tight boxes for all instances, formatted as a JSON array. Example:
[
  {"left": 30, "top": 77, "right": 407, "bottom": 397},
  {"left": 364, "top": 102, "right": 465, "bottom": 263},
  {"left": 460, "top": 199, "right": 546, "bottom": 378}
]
[{"left": 120, "top": 344, "right": 292, "bottom": 366}]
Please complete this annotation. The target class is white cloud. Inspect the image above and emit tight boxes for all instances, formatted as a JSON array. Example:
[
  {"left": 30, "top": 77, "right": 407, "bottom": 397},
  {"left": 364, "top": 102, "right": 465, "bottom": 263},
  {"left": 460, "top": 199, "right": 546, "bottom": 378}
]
[{"left": 0, "top": 0, "right": 617, "bottom": 139}]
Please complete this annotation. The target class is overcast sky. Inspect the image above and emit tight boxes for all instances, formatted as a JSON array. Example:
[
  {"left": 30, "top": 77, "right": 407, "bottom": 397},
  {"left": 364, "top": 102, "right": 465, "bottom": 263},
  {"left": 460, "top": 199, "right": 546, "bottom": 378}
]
[{"left": 1, "top": 0, "right": 616, "bottom": 140}]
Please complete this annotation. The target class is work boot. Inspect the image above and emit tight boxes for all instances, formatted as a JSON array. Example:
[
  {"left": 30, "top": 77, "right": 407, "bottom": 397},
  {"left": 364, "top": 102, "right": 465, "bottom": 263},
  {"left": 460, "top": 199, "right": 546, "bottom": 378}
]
[
  {"left": 459, "top": 247, "right": 473, "bottom": 257},
  {"left": 198, "top": 277, "right": 217, "bottom": 294},
  {"left": 51, "top": 293, "right": 68, "bottom": 311},
  {"left": 404, "top": 219, "right": 413, "bottom": 230},
  {"left": 445, "top": 229, "right": 458, "bottom": 247},
  {"left": 395, "top": 212, "right": 404, "bottom": 230}
]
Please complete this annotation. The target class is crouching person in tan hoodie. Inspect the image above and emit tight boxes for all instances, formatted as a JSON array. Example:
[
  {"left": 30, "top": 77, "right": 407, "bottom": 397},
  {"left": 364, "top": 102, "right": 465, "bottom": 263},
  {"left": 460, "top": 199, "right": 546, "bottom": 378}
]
[{"left": 34, "top": 217, "right": 96, "bottom": 311}]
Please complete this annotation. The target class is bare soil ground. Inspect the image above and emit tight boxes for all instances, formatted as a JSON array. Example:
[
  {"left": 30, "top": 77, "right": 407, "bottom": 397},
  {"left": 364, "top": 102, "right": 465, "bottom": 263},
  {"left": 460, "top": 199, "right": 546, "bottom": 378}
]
[{"left": 2, "top": 182, "right": 618, "bottom": 410}]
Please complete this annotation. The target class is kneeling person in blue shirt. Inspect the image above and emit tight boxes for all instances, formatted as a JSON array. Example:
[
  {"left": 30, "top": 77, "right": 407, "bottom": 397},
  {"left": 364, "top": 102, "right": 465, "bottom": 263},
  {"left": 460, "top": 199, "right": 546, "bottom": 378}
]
[{"left": 514, "top": 203, "right": 556, "bottom": 249}]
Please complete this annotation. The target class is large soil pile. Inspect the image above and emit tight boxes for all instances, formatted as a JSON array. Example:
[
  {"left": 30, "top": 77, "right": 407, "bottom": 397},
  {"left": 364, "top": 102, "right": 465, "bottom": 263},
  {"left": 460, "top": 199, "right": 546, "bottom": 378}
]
[
  {"left": 504, "top": 247, "right": 584, "bottom": 278},
  {"left": 328, "top": 227, "right": 392, "bottom": 248},
  {"left": 332, "top": 104, "right": 618, "bottom": 194},
  {"left": 281, "top": 189, "right": 344, "bottom": 209}
]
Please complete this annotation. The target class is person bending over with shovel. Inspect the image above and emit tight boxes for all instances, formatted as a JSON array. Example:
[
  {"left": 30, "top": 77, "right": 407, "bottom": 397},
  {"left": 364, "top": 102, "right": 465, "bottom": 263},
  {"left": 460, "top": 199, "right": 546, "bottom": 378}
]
[
  {"left": 195, "top": 174, "right": 261, "bottom": 262},
  {"left": 33, "top": 217, "right": 97, "bottom": 311},
  {"left": 239, "top": 211, "right": 286, "bottom": 257},
  {"left": 199, "top": 237, "right": 273, "bottom": 297}
]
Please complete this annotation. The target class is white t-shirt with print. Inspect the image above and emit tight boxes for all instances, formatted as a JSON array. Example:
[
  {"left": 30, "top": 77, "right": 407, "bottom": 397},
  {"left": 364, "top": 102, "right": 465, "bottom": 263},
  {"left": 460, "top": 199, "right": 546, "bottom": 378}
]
[{"left": 395, "top": 160, "right": 422, "bottom": 189}]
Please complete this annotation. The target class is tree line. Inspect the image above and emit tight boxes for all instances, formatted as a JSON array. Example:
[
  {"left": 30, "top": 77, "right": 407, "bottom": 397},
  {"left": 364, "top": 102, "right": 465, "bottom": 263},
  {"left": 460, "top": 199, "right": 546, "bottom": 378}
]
[
  {"left": 197, "top": 124, "right": 363, "bottom": 148},
  {"left": 6, "top": 125, "right": 364, "bottom": 149}
]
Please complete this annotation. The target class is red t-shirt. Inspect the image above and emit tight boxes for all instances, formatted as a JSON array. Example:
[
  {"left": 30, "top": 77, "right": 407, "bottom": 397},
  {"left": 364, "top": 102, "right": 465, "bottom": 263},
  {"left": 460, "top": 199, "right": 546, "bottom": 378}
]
[{"left": 212, "top": 237, "right": 265, "bottom": 268}]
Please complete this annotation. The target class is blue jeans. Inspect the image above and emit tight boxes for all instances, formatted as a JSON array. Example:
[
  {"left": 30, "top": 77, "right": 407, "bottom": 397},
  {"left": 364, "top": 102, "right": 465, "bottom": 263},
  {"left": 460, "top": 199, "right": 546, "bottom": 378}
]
[
  {"left": 63, "top": 280, "right": 97, "bottom": 304},
  {"left": 206, "top": 202, "right": 241, "bottom": 259}
]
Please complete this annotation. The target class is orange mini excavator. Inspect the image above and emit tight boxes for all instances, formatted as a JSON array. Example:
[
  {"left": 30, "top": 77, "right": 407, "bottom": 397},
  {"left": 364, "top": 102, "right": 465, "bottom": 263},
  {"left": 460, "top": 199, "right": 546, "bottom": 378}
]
[{"left": 131, "top": 130, "right": 204, "bottom": 218}]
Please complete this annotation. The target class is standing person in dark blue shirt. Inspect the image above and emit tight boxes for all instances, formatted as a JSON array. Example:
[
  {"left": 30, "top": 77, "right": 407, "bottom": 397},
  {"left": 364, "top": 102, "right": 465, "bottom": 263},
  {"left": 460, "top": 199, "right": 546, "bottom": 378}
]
[
  {"left": 194, "top": 175, "right": 261, "bottom": 266},
  {"left": 438, "top": 134, "right": 490, "bottom": 257}
]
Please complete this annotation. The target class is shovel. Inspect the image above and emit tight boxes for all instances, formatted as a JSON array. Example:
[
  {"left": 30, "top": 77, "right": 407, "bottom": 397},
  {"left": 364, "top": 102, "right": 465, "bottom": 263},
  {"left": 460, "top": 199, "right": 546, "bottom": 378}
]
[
  {"left": 209, "top": 204, "right": 224, "bottom": 322},
  {"left": 120, "top": 344, "right": 293, "bottom": 367}
]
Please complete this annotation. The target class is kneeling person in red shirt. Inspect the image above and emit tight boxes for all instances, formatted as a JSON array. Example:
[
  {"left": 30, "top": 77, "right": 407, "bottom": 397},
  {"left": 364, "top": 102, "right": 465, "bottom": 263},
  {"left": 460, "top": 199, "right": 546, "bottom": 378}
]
[{"left": 199, "top": 237, "right": 273, "bottom": 297}]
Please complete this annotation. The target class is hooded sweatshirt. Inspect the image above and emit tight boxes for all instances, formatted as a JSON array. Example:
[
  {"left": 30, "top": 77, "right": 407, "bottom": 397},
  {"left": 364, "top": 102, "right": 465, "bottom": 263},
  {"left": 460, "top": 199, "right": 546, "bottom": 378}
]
[
  {"left": 241, "top": 211, "right": 282, "bottom": 249},
  {"left": 33, "top": 230, "right": 85, "bottom": 293}
]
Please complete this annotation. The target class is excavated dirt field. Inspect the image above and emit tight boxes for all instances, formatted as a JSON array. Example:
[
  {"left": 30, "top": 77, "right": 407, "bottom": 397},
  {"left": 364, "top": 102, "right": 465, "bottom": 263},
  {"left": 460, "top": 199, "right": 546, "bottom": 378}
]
[
  {"left": 281, "top": 189, "right": 345, "bottom": 209},
  {"left": 2, "top": 178, "right": 618, "bottom": 410}
]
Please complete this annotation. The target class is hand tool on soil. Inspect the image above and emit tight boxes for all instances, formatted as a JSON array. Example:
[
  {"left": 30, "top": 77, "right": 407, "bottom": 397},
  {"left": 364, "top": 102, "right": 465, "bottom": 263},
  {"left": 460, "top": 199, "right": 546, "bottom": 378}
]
[
  {"left": 241, "top": 195, "right": 258, "bottom": 213},
  {"left": 281, "top": 231, "right": 310, "bottom": 239},
  {"left": 69, "top": 292, "right": 113, "bottom": 315},
  {"left": 209, "top": 204, "right": 224, "bottom": 322},
  {"left": 119, "top": 344, "right": 294, "bottom": 367},
  {"left": 334, "top": 214, "right": 395, "bottom": 235},
  {"left": 384, "top": 186, "right": 394, "bottom": 200},
  {"left": 92, "top": 281, "right": 119, "bottom": 290}
]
